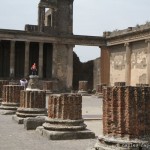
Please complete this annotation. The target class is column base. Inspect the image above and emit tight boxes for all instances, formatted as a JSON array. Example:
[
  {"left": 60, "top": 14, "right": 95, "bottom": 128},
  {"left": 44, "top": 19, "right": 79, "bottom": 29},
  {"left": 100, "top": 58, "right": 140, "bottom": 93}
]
[
  {"left": 12, "top": 115, "right": 24, "bottom": 124},
  {"left": 78, "top": 90, "right": 90, "bottom": 96},
  {"left": 16, "top": 108, "right": 47, "bottom": 118},
  {"left": 0, "top": 102, "right": 19, "bottom": 114},
  {"left": 94, "top": 135, "right": 149, "bottom": 150},
  {"left": 36, "top": 126, "right": 95, "bottom": 140}
]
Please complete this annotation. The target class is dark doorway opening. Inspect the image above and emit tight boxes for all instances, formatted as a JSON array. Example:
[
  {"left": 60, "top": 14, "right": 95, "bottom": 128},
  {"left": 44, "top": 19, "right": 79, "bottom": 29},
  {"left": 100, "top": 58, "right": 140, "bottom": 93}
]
[
  {"left": 15, "top": 41, "right": 25, "bottom": 78},
  {"left": 0, "top": 40, "right": 10, "bottom": 78},
  {"left": 29, "top": 42, "right": 39, "bottom": 75},
  {"left": 43, "top": 43, "right": 53, "bottom": 79}
]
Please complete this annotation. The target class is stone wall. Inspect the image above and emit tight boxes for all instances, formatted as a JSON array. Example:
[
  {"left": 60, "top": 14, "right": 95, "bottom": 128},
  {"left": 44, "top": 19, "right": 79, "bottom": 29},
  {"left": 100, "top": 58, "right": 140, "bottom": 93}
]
[
  {"left": 109, "top": 45, "right": 126, "bottom": 86},
  {"left": 131, "top": 40, "right": 147, "bottom": 85}
]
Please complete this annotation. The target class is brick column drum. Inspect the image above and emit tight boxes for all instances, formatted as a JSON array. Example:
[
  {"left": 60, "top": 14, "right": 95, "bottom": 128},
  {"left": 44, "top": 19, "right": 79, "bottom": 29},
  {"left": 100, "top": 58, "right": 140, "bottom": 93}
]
[
  {"left": 16, "top": 90, "right": 47, "bottom": 119},
  {"left": 0, "top": 80, "right": 9, "bottom": 104},
  {"left": 37, "top": 93, "right": 95, "bottom": 140},
  {"left": 78, "top": 81, "right": 88, "bottom": 94},
  {"left": 114, "top": 82, "right": 126, "bottom": 86},
  {"left": 96, "top": 83, "right": 107, "bottom": 93},
  {"left": 95, "top": 86, "right": 150, "bottom": 150},
  {"left": 0, "top": 85, "right": 24, "bottom": 114}
]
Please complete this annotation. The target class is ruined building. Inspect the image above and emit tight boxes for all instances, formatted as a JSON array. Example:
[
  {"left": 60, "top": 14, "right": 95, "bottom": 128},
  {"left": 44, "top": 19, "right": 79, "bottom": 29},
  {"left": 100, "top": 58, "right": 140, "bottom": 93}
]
[
  {"left": 0, "top": 0, "right": 104, "bottom": 91},
  {"left": 1, "top": 0, "right": 150, "bottom": 90}
]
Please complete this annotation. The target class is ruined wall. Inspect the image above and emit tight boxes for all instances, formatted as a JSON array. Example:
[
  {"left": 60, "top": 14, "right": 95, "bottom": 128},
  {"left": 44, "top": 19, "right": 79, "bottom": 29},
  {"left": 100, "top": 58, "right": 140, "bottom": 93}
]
[
  {"left": 131, "top": 40, "right": 147, "bottom": 85},
  {"left": 93, "top": 57, "right": 100, "bottom": 89},
  {"left": 109, "top": 45, "right": 126, "bottom": 86},
  {"left": 73, "top": 52, "right": 93, "bottom": 90}
]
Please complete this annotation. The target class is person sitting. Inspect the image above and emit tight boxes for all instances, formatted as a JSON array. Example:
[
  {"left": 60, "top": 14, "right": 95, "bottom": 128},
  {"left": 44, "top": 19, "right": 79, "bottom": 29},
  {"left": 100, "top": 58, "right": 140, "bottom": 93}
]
[
  {"left": 31, "top": 63, "right": 37, "bottom": 75},
  {"left": 20, "top": 78, "right": 28, "bottom": 89}
]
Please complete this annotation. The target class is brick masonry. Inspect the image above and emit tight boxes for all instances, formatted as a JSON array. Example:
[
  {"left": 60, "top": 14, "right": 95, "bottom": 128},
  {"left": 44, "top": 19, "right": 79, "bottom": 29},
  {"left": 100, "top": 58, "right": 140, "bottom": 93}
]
[
  {"left": 103, "top": 86, "right": 150, "bottom": 139},
  {"left": 78, "top": 81, "right": 88, "bottom": 92},
  {"left": 48, "top": 93, "right": 82, "bottom": 120}
]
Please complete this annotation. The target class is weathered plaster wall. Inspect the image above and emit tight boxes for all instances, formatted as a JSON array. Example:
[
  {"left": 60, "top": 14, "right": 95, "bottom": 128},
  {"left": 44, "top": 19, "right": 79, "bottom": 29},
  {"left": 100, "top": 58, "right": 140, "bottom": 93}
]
[
  {"left": 131, "top": 41, "right": 147, "bottom": 85},
  {"left": 109, "top": 45, "right": 126, "bottom": 86}
]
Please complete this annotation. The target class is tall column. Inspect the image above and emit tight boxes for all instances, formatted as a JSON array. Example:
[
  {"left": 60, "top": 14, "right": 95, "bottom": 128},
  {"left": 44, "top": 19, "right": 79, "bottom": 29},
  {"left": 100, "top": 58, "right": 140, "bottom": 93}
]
[
  {"left": 124, "top": 42, "right": 131, "bottom": 86},
  {"left": 10, "top": 41, "right": 15, "bottom": 77},
  {"left": 24, "top": 41, "right": 30, "bottom": 77},
  {"left": 100, "top": 46, "right": 110, "bottom": 85},
  {"left": 38, "top": 5, "right": 45, "bottom": 32},
  {"left": 39, "top": 42, "right": 43, "bottom": 78},
  {"left": 146, "top": 39, "right": 150, "bottom": 85}
]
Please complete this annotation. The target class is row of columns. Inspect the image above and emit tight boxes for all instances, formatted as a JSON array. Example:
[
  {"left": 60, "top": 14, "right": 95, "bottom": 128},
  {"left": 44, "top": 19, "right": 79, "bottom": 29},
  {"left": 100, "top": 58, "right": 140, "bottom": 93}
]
[
  {"left": 100, "top": 40, "right": 150, "bottom": 85},
  {"left": 10, "top": 41, "right": 44, "bottom": 78}
]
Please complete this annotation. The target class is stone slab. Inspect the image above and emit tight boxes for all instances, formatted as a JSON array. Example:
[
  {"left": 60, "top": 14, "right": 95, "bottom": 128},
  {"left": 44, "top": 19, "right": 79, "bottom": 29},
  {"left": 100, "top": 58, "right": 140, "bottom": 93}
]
[
  {"left": 36, "top": 126, "right": 95, "bottom": 140},
  {"left": 12, "top": 115, "right": 24, "bottom": 124},
  {"left": 24, "top": 116, "right": 46, "bottom": 130},
  {"left": 0, "top": 109, "right": 16, "bottom": 115}
]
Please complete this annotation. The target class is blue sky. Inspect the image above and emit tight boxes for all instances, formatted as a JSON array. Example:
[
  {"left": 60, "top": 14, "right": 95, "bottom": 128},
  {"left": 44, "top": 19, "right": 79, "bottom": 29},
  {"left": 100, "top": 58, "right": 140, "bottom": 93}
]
[{"left": 0, "top": 0, "right": 150, "bottom": 62}]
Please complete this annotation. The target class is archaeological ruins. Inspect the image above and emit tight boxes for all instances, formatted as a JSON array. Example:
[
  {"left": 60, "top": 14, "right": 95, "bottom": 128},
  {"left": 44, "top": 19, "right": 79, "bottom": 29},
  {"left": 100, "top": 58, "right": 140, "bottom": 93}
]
[{"left": 0, "top": 0, "right": 150, "bottom": 150}]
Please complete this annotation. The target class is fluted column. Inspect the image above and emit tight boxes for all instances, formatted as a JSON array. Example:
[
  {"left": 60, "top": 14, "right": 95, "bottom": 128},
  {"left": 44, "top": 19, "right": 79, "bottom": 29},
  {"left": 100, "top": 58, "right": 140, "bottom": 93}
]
[
  {"left": 146, "top": 39, "right": 150, "bottom": 85},
  {"left": 16, "top": 90, "right": 47, "bottom": 118},
  {"left": 39, "top": 42, "right": 43, "bottom": 78},
  {"left": 95, "top": 86, "right": 150, "bottom": 149},
  {"left": 125, "top": 42, "right": 131, "bottom": 86},
  {"left": 0, "top": 85, "right": 24, "bottom": 112},
  {"left": 24, "top": 41, "right": 30, "bottom": 77},
  {"left": 10, "top": 41, "right": 15, "bottom": 77},
  {"left": 0, "top": 80, "right": 9, "bottom": 103}
]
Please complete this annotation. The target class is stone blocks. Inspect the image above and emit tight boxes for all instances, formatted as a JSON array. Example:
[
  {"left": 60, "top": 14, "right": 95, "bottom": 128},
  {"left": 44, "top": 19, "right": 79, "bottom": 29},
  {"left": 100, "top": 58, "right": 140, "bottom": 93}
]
[
  {"left": 95, "top": 86, "right": 150, "bottom": 150},
  {"left": 37, "top": 93, "right": 95, "bottom": 140}
]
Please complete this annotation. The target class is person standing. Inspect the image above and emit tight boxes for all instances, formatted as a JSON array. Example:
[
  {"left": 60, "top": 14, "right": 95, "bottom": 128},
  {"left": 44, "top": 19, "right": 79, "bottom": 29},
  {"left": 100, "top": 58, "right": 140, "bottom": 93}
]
[{"left": 31, "top": 63, "right": 37, "bottom": 75}]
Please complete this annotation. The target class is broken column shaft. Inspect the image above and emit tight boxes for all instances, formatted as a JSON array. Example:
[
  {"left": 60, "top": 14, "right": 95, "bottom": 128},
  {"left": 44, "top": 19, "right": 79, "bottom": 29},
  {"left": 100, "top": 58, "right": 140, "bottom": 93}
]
[
  {"left": 37, "top": 93, "right": 95, "bottom": 140},
  {"left": 16, "top": 90, "right": 47, "bottom": 118},
  {"left": 95, "top": 86, "right": 150, "bottom": 150}
]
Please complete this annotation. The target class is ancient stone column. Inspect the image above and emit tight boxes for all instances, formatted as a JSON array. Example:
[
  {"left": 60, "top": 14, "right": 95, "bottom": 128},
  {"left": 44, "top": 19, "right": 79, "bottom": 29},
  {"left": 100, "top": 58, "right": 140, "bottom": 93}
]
[
  {"left": 78, "top": 81, "right": 88, "bottom": 94},
  {"left": 39, "top": 42, "right": 43, "bottom": 78},
  {"left": 10, "top": 41, "right": 15, "bottom": 77},
  {"left": 37, "top": 93, "right": 95, "bottom": 140},
  {"left": 43, "top": 81, "right": 53, "bottom": 92},
  {"left": 125, "top": 43, "right": 131, "bottom": 86},
  {"left": 146, "top": 39, "right": 150, "bottom": 85},
  {"left": 95, "top": 86, "right": 150, "bottom": 149},
  {"left": 0, "top": 80, "right": 9, "bottom": 104},
  {"left": 0, "top": 85, "right": 24, "bottom": 114},
  {"left": 16, "top": 90, "right": 47, "bottom": 118},
  {"left": 100, "top": 46, "right": 110, "bottom": 85},
  {"left": 24, "top": 41, "right": 30, "bottom": 77}
]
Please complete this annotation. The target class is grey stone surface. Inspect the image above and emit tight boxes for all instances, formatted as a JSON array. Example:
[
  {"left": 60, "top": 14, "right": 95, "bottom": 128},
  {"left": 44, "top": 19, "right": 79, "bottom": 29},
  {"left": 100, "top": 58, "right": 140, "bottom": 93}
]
[
  {"left": 36, "top": 126, "right": 95, "bottom": 140},
  {"left": 12, "top": 115, "right": 24, "bottom": 124},
  {"left": 0, "top": 109, "right": 16, "bottom": 115},
  {"left": 24, "top": 116, "right": 46, "bottom": 130}
]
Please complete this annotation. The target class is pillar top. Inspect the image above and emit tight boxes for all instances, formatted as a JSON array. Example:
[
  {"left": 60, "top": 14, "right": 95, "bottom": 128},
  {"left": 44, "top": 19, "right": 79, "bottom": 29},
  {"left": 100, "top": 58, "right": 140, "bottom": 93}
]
[{"left": 124, "top": 42, "right": 130, "bottom": 46}]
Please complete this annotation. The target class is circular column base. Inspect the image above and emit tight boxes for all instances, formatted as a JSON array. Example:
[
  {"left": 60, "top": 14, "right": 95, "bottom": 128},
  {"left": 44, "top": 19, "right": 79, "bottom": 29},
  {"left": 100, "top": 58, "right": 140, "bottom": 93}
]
[
  {"left": 43, "top": 117, "right": 87, "bottom": 131},
  {"left": 16, "top": 108, "right": 47, "bottom": 118},
  {"left": 0, "top": 102, "right": 19, "bottom": 110},
  {"left": 94, "top": 135, "right": 149, "bottom": 150}
]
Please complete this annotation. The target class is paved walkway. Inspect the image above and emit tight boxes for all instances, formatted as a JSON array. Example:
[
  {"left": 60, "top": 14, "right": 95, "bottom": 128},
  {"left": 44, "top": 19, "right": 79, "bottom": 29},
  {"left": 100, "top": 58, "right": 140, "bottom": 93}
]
[{"left": 0, "top": 96, "right": 103, "bottom": 150}]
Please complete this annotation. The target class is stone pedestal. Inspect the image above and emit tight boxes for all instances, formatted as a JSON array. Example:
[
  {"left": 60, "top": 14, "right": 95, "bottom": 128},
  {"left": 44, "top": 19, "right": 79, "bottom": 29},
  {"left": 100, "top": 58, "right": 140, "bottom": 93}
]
[
  {"left": 26, "top": 75, "right": 40, "bottom": 90},
  {"left": 114, "top": 82, "right": 126, "bottom": 86},
  {"left": 94, "top": 86, "right": 150, "bottom": 150},
  {"left": 78, "top": 81, "right": 88, "bottom": 95},
  {"left": 43, "top": 81, "right": 53, "bottom": 93},
  {"left": 36, "top": 93, "right": 95, "bottom": 140},
  {"left": 0, "top": 80, "right": 9, "bottom": 104},
  {"left": 0, "top": 85, "right": 24, "bottom": 114},
  {"left": 13, "top": 90, "right": 47, "bottom": 124}
]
